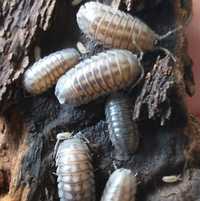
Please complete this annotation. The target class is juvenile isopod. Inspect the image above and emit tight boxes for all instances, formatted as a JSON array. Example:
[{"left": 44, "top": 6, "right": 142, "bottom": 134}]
[
  {"left": 100, "top": 168, "right": 137, "bottom": 201},
  {"left": 77, "top": 2, "right": 181, "bottom": 53},
  {"left": 55, "top": 49, "right": 142, "bottom": 106},
  {"left": 105, "top": 93, "right": 139, "bottom": 160},
  {"left": 23, "top": 48, "right": 80, "bottom": 95},
  {"left": 162, "top": 175, "right": 182, "bottom": 183},
  {"left": 55, "top": 137, "right": 95, "bottom": 201}
]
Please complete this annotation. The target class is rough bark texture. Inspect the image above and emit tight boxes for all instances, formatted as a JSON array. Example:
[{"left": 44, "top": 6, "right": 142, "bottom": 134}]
[
  {"left": 133, "top": 55, "right": 175, "bottom": 125},
  {"left": 0, "top": 0, "right": 57, "bottom": 112},
  {"left": 1, "top": 0, "right": 200, "bottom": 201}
]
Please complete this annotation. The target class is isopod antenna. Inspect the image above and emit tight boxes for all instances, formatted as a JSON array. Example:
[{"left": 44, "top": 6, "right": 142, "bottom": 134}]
[{"left": 158, "top": 25, "right": 183, "bottom": 41}]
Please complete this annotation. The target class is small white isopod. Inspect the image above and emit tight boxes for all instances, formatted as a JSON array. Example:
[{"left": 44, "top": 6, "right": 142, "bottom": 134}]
[{"left": 162, "top": 175, "right": 182, "bottom": 183}]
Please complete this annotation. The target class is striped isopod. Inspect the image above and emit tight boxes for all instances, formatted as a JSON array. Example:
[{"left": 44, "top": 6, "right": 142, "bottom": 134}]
[
  {"left": 55, "top": 49, "right": 142, "bottom": 106},
  {"left": 77, "top": 2, "right": 180, "bottom": 53},
  {"left": 100, "top": 168, "right": 137, "bottom": 201},
  {"left": 55, "top": 137, "right": 95, "bottom": 201},
  {"left": 105, "top": 93, "right": 139, "bottom": 160},
  {"left": 23, "top": 48, "right": 80, "bottom": 95}
]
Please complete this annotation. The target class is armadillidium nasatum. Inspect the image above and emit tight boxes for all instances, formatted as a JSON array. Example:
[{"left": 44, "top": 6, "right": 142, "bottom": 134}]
[
  {"left": 55, "top": 138, "right": 95, "bottom": 201},
  {"left": 55, "top": 49, "right": 142, "bottom": 106},
  {"left": 105, "top": 93, "right": 139, "bottom": 160},
  {"left": 77, "top": 2, "right": 178, "bottom": 53},
  {"left": 101, "top": 168, "right": 137, "bottom": 201},
  {"left": 23, "top": 48, "right": 80, "bottom": 95}
]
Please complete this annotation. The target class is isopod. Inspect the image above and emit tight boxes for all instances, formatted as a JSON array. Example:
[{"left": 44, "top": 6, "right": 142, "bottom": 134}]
[
  {"left": 55, "top": 49, "right": 142, "bottom": 106},
  {"left": 101, "top": 168, "right": 137, "bottom": 201},
  {"left": 23, "top": 48, "right": 80, "bottom": 95},
  {"left": 77, "top": 2, "right": 181, "bottom": 52},
  {"left": 162, "top": 175, "right": 182, "bottom": 183},
  {"left": 55, "top": 137, "right": 95, "bottom": 201},
  {"left": 105, "top": 93, "right": 139, "bottom": 160}
]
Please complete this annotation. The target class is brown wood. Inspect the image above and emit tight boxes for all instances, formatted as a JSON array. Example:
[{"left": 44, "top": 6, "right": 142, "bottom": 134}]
[{"left": 0, "top": 0, "right": 56, "bottom": 112}]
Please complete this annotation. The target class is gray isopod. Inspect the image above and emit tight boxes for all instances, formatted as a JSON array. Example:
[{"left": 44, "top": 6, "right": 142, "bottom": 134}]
[
  {"left": 77, "top": 2, "right": 181, "bottom": 53},
  {"left": 105, "top": 93, "right": 139, "bottom": 160},
  {"left": 55, "top": 49, "right": 142, "bottom": 106},
  {"left": 23, "top": 48, "right": 80, "bottom": 95},
  {"left": 100, "top": 168, "right": 137, "bottom": 201},
  {"left": 55, "top": 137, "right": 95, "bottom": 201}
]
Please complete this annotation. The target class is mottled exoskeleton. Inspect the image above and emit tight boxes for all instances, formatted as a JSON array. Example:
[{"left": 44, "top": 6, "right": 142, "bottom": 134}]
[
  {"left": 101, "top": 168, "right": 137, "bottom": 201},
  {"left": 105, "top": 93, "right": 139, "bottom": 160},
  {"left": 23, "top": 48, "right": 80, "bottom": 95},
  {"left": 77, "top": 2, "right": 180, "bottom": 53},
  {"left": 55, "top": 49, "right": 142, "bottom": 106},
  {"left": 55, "top": 138, "right": 95, "bottom": 201}
]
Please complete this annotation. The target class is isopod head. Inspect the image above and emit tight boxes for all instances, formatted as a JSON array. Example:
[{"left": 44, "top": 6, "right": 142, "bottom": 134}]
[{"left": 101, "top": 168, "right": 137, "bottom": 201}]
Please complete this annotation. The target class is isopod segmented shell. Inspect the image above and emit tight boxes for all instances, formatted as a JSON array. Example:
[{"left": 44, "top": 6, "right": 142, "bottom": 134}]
[
  {"left": 101, "top": 168, "right": 137, "bottom": 201},
  {"left": 55, "top": 49, "right": 141, "bottom": 106},
  {"left": 105, "top": 93, "right": 139, "bottom": 160},
  {"left": 77, "top": 2, "right": 158, "bottom": 52},
  {"left": 23, "top": 48, "right": 80, "bottom": 95},
  {"left": 55, "top": 138, "right": 95, "bottom": 201}
]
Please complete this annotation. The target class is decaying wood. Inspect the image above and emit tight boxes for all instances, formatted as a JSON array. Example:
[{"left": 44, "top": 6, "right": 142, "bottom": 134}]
[
  {"left": 133, "top": 56, "right": 175, "bottom": 125},
  {"left": 0, "top": 0, "right": 200, "bottom": 201},
  {"left": 144, "top": 169, "right": 200, "bottom": 201}
]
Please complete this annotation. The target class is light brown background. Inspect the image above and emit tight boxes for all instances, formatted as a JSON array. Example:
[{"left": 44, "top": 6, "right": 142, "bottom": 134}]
[{"left": 186, "top": 0, "right": 200, "bottom": 117}]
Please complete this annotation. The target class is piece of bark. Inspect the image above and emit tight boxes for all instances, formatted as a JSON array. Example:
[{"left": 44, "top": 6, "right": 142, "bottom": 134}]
[{"left": 133, "top": 56, "right": 175, "bottom": 125}]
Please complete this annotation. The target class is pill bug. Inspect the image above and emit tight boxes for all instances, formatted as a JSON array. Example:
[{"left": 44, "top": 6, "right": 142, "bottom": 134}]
[
  {"left": 100, "top": 168, "right": 137, "bottom": 201},
  {"left": 55, "top": 137, "right": 95, "bottom": 201},
  {"left": 77, "top": 2, "right": 181, "bottom": 53},
  {"left": 23, "top": 48, "right": 80, "bottom": 95},
  {"left": 55, "top": 49, "right": 142, "bottom": 106},
  {"left": 105, "top": 93, "right": 139, "bottom": 160}
]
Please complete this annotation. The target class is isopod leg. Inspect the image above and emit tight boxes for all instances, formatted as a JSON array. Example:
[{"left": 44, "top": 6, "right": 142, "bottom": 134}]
[{"left": 127, "top": 61, "right": 144, "bottom": 94}]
